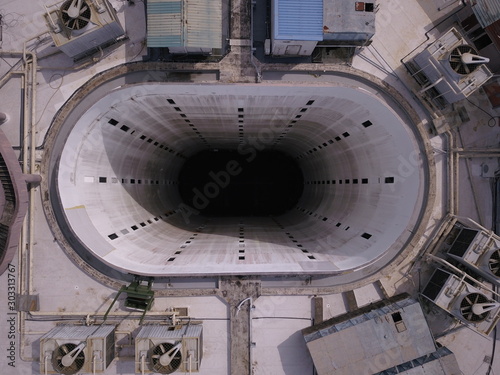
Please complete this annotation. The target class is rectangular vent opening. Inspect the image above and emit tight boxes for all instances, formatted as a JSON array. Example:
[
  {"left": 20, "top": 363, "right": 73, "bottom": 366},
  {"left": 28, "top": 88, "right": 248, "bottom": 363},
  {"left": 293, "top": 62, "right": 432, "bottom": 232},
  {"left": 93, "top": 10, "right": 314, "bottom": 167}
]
[
  {"left": 385, "top": 177, "right": 395, "bottom": 183},
  {"left": 108, "top": 119, "right": 118, "bottom": 126},
  {"left": 99, "top": 177, "right": 107, "bottom": 183},
  {"left": 362, "top": 178, "right": 368, "bottom": 184},
  {"left": 120, "top": 125, "right": 130, "bottom": 132},
  {"left": 131, "top": 225, "right": 138, "bottom": 231},
  {"left": 361, "top": 232, "right": 372, "bottom": 239},
  {"left": 342, "top": 132, "right": 350, "bottom": 137},
  {"left": 306, "top": 100, "right": 315, "bottom": 106},
  {"left": 108, "top": 233, "right": 118, "bottom": 240},
  {"left": 167, "top": 99, "right": 176, "bottom": 104},
  {"left": 308, "top": 255, "right": 316, "bottom": 260},
  {"left": 362, "top": 120, "right": 373, "bottom": 128}
]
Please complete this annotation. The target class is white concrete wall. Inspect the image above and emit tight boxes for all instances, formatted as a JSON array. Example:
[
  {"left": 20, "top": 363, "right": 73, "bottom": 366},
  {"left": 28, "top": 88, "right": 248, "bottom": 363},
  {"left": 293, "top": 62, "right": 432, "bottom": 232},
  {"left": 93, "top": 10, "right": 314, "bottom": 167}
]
[{"left": 56, "top": 84, "right": 426, "bottom": 276}]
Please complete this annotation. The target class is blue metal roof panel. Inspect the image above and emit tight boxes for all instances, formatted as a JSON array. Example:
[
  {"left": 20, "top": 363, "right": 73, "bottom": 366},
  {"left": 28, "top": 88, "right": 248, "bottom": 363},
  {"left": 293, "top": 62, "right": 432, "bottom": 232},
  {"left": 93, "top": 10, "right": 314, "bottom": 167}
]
[
  {"left": 147, "top": 1, "right": 182, "bottom": 47},
  {"left": 471, "top": 0, "right": 500, "bottom": 28},
  {"left": 148, "top": 1, "right": 182, "bottom": 13},
  {"left": 273, "top": 0, "right": 323, "bottom": 41}
]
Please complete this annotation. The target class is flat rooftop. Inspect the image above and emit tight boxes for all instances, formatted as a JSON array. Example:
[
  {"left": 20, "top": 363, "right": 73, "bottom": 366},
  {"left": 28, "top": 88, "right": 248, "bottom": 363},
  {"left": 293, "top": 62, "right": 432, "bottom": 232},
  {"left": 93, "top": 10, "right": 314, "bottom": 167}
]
[{"left": 0, "top": 0, "right": 498, "bottom": 374}]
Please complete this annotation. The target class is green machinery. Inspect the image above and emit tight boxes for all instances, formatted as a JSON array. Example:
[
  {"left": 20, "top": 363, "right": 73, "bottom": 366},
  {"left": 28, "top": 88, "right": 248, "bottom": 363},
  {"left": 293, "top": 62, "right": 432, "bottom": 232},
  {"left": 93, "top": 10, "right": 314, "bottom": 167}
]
[{"left": 103, "top": 277, "right": 155, "bottom": 325}]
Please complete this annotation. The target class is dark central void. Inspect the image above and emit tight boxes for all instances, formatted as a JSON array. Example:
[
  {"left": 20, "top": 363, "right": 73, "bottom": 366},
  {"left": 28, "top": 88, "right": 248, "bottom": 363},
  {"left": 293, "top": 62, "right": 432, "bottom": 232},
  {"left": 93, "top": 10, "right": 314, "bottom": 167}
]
[{"left": 178, "top": 150, "right": 304, "bottom": 216}]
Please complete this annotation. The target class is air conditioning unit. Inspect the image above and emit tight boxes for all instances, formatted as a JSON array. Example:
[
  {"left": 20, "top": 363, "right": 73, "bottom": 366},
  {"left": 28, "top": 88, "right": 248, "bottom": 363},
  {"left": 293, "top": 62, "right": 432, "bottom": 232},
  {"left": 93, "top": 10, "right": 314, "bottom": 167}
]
[
  {"left": 410, "top": 27, "right": 492, "bottom": 106},
  {"left": 40, "top": 325, "right": 115, "bottom": 374},
  {"left": 443, "top": 223, "right": 500, "bottom": 286},
  {"left": 421, "top": 268, "right": 500, "bottom": 336},
  {"left": 43, "top": 0, "right": 124, "bottom": 60},
  {"left": 135, "top": 325, "right": 203, "bottom": 374}
]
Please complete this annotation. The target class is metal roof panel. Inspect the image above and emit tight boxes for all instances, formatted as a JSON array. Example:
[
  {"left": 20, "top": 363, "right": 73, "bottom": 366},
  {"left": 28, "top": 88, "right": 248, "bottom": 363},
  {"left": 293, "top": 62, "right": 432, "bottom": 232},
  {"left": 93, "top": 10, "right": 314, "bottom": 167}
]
[
  {"left": 471, "top": 0, "right": 500, "bottom": 28},
  {"left": 273, "top": 0, "right": 323, "bottom": 41}
]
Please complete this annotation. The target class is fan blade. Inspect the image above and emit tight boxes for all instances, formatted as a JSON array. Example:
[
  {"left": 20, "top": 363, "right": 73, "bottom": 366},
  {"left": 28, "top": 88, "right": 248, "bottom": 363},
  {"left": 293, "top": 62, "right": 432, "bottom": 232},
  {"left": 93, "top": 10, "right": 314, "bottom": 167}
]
[
  {"left": 79, "top": 5, "right": 89, "bottom": 15},
  {"left": 76, "top": 16, "right": 91, "bottom": 23}
]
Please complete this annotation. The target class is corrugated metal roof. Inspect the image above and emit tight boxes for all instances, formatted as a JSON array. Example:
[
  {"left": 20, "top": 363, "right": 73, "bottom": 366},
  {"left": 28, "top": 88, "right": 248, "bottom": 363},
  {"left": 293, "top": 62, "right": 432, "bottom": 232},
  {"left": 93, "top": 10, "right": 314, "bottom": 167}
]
[
  {"left": 136, "top": 325, "right": 202, "bottom": 339},
  {"left": 41, "top": 325, "right": 115, "bottom": 340},
  {"left": 273, "top": 0, "right": 323, "bottom": 41},
  {"left": 147, "top": 0, "right": 222, "bottom": 48},
  {"left": 185, "top": 0, "right": 222, "bottom": 48},
  {"left": 470, "top": 0, "right": 500, "bottom": 28}
]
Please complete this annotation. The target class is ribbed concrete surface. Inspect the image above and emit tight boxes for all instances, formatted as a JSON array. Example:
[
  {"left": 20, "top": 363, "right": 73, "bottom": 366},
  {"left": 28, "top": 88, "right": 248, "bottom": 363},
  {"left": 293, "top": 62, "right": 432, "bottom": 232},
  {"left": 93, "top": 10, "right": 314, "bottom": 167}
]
[{"left": 48, "top": 79, "right": 430, "bottom": 277}]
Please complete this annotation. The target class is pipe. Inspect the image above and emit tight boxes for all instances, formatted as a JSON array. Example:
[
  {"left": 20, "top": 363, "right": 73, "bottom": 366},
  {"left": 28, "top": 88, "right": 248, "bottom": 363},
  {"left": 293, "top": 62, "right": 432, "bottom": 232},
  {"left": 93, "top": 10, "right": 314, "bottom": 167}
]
[
  {"left": 29, "top": 310, "right": 179, "bottom": 317},
  {"left": 141, "top": 353, "right": 145, "bottom": 375},
  {"left": 236, "top": 297, "right": 254, "bottom": 374},
  {"left": 456, "top": 127, "right": 483, "bottom": 225},
  {"left": 250, "top": 0, "right": 262, "bottom": 83},
  {"left": 419, "top": 76, "right": 444, "bottom": 94}
]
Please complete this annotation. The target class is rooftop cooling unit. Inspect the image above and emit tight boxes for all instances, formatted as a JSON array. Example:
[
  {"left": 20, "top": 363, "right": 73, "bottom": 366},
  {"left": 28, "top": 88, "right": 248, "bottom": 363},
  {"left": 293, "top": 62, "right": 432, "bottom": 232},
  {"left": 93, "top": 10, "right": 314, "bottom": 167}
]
[
  {"left": 40, "top": 325, "right": 115, "bottom": 374},
  {"left": 43, "top": 0, "right": 124, "bottom": 60},
  {"left": 135, "top": 325, "right": 203, "bottom": 374},
  {"left": 421, "top": 268, "right": 500, "bottom": 336},
  {"left": 410, "top": 27, "right": 492, "bottom": 106},
  {"left": 443, "top": 223, "right": 500, "bottom": 286}
]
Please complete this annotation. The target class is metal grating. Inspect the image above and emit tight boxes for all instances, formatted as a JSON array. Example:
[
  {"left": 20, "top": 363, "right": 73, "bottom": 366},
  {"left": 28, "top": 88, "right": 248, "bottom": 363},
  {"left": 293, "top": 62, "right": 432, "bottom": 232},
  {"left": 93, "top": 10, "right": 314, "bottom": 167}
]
[
  {"left": 448, "top": 228, "right": 478, "bottom": 257},
  {"left": 422, "top": 268, "right": 450, "bottom": 301}
]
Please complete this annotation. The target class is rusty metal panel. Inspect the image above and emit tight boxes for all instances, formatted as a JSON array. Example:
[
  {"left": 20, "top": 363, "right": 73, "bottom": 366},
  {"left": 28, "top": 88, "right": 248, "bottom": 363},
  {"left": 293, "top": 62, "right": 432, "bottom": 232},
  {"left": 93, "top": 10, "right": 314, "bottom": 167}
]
[{"left": 471, "top": 0, "right": 500, "bottom": 28}]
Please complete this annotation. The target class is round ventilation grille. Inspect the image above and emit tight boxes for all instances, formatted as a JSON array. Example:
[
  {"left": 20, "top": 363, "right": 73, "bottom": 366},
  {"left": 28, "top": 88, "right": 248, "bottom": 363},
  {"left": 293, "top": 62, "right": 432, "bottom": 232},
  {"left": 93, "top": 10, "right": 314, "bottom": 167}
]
[
  {"left": 60, "top": 0, "right": 91, "bottom": 31},
  {"left": 460, "top": 293, "right": 490, "bottom": 322},
  {"left": 449, "top": 45, "right": 482, "bottom": 75},
  {"left": 150, "top": 343, "right": 182, "bottom": 374},
  {"left": 489, "top": 249, "right": 500, "bottom": 277},
  {"left": 51, "top": 343, "right": 86, "bottom": 375}
]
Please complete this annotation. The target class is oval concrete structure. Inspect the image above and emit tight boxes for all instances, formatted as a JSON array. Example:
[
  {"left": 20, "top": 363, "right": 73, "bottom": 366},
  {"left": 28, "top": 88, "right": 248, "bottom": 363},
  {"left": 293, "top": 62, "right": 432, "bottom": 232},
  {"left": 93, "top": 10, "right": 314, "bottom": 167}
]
[{"left": 43, "top": 63, "right": 435, "bottom": 284}]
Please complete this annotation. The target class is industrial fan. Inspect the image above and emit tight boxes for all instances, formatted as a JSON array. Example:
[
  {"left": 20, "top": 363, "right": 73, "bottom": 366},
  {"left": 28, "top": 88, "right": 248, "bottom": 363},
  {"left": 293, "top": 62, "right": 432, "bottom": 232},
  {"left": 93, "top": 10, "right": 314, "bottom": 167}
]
[
  {"left": 448, "top": 45, "right": 489, "bottom": 75},
  {"left": 51, "top": 342, "right": 86, "bottom": 375},
  {"left": 59, "top": 0, "right": 92, "bottom": 32},
  {"left": 150, "top": 342, "right": 183, "bottom": 374},
  {"left": 489, "top": 249, "right": 500, "bottom": 277},
  {"left": 459, "top": 292, "right": 497, "bottom": 322}
]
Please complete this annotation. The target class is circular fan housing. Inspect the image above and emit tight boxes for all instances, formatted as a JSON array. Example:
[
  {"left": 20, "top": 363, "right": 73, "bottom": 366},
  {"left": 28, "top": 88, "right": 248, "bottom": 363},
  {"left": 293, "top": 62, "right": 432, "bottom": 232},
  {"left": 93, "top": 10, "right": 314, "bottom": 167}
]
[
  {"left": 448, "top": 45, "right": 482, "bottom": 75},
  {"left": 60, "top": 0, "right": 91, "bottom": 31},
  {"left": 150, "top": 343, "right": 182, "bottom": 374},
  {"left": 460, "top": 293, "right": 490, "bottom": 322},
  {"left": 51, "top": 343, "right": 86, "bottom": 375},
  {"left": 489, "top": 249, "right": 500, "bottom": 277}
]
